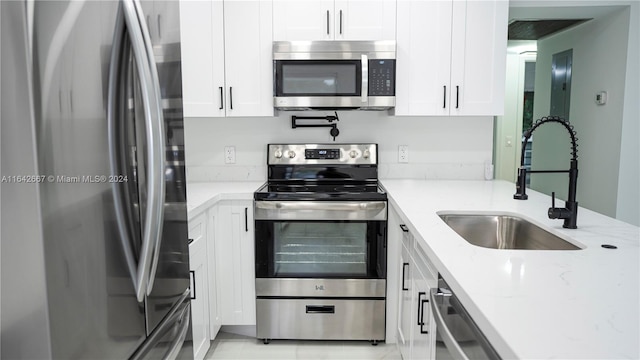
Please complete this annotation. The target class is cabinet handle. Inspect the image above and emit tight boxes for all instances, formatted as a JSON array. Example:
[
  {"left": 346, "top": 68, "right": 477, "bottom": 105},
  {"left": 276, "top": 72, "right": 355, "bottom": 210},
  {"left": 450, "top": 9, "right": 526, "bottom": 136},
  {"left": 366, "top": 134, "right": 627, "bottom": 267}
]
[
  {"left": 157, "top": 14, "right": 161, "bottom": 39},
  {"left": 401, "top": 262, "right": 409, "bottom": 291},
  {"left": 456, "top": 85, "right": 459, "bottom": 109},
  {"left": 229, "top": 87, "right": 233, "bottom": 110},
  {"left": 339, "top": 10, "right": 343, "bottom": 35},
  {"left": 189, "top": 270, "right": 196, "bottom": 300},
  {"left": 417, "top": 291, "right": 426, "bottom": 325},
  {"left": 245, "top": 207, "right": 248, "bottom": 232},
  {"left": 443, "top": 85, "right": 447, "bottom": 108},
  {"left": 420, "top": 298, "right": 429, "bottom": 334},
  {"left": 188, "top": 238, "right": 194, "bottom": 245},
  {"left": 399, "top": 224, "right": 409, "bottom": 232},
  {"left": 219, "top": 87, "right": 224, "bottom": 110},
  {"left": 326, "top": 10, "right": 330, "bottom": 35}
]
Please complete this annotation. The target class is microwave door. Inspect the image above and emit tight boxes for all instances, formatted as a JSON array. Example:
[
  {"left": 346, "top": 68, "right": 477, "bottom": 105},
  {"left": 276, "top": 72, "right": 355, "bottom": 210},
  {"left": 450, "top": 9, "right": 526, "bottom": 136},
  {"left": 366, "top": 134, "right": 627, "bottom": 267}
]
[{"left": 274, "top": 59, "right": 364, "bottom": 109}]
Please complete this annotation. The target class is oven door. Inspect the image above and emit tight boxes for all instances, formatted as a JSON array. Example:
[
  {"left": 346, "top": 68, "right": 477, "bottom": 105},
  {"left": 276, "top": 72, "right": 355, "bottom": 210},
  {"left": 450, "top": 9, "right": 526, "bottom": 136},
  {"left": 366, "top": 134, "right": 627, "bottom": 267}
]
[{"left": 254, "top": 201, "right": 387, "bottom": 279}]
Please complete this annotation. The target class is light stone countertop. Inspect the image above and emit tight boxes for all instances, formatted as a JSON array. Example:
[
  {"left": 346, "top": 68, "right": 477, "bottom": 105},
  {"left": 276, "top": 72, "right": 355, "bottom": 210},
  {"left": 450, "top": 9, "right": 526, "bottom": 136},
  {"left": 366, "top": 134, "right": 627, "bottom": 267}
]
[
  {"left": 185, "top": 179, "right": 639, "bottom": 359},
  {"left": 382, "top": 179, "right": 639, "bottom": 359},
  {"left": 186, "top": 181, "right": 264, "bottom": 220}
]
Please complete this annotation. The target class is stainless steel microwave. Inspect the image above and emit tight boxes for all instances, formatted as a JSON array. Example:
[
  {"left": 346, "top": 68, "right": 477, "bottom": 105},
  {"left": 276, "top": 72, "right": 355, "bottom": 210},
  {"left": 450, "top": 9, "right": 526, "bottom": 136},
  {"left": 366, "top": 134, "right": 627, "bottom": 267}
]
[{"left": 273, "top": 41, "right": 396, "bottom": 110}]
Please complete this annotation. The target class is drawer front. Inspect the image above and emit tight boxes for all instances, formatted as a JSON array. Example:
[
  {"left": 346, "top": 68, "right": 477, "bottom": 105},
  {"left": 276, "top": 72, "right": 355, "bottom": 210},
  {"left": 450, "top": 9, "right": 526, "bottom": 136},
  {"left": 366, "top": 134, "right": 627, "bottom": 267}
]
[{"left": 256, "top": 299, "right": 385, "bottom": 340}]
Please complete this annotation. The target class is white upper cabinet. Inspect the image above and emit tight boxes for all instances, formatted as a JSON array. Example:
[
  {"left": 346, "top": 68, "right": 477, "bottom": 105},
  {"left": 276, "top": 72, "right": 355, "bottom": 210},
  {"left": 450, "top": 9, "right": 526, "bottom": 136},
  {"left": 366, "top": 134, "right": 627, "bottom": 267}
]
[
  {"left": 450, "top": 0, "right": 508, "bottom": 116},
  {"left": 273, "top": 0, "right": 396, "bottom": 41},
  {"left": 180, "top": 0, "right": 273, "bottom": 118},
  {"left": 223, "top": 1, "right": 274, "bottom": 117},
  {"left": 333, "top": 0, "right": 396, "bottom": 40},
  {"left": 395, "top": 0, "right": 508, "bottom": 116},
  {"left": 273, "top": 0, "right": 335, "bottom": 40},
  {"left": 179, "top": 0, "right": 222, "bottom": 117}
]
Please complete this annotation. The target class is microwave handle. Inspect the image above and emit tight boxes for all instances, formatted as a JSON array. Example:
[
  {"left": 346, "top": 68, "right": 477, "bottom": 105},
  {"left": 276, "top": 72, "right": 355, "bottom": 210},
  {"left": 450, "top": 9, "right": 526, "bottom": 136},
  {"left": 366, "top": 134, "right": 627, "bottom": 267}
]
[{"left": 361, "top": 54, "right": 368, "bottom": 103}]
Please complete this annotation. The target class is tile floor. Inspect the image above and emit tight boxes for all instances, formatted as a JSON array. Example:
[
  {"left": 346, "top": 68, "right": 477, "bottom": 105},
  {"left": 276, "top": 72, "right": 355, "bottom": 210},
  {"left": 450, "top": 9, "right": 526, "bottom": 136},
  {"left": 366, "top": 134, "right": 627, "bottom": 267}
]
[{"left": 204, "top": 332, "right": 402, "bottom": 360}]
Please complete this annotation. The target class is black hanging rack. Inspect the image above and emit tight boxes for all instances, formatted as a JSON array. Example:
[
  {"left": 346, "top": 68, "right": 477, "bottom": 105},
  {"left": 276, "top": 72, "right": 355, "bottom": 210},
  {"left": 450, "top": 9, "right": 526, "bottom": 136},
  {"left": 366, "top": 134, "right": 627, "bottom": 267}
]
[{"left": 291, "top": 112, "right": 340, "bottom": 141}]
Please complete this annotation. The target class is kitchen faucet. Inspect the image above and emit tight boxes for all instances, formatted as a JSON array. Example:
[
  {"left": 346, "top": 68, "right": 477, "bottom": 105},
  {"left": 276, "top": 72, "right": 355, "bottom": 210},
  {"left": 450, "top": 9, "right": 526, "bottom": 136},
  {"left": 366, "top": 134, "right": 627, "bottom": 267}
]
[{"left": 513, "top": 116, "right": 579, "bottom": 229}]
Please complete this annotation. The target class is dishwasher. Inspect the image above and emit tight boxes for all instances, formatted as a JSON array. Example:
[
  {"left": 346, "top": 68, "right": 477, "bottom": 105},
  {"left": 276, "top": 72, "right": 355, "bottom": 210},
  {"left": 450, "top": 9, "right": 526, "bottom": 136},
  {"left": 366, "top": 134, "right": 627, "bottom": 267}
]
[{"left": 430, "top": 275, "right": 501, "bottom": 360}]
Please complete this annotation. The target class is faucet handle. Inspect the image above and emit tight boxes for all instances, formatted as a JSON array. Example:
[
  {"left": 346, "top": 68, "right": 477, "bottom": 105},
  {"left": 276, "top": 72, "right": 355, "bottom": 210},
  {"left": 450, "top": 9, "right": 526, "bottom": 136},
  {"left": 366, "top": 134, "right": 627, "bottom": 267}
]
[{"left": 548, "top": 192, "right": 571, "bottom": 220}]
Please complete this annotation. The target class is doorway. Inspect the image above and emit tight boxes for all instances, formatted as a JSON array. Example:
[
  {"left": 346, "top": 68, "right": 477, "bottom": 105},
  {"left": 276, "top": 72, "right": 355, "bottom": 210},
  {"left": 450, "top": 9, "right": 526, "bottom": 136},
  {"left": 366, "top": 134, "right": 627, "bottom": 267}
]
[{"left": 550, "top": 49, "right": 573, "bottom": 119}]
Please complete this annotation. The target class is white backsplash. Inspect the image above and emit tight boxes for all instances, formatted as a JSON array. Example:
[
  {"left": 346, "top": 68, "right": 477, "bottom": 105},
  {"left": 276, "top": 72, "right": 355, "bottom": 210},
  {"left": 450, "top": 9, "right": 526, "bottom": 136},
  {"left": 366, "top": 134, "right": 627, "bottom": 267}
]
[{"left": 184, "top": 112, "right": 494, "bottom": 183}]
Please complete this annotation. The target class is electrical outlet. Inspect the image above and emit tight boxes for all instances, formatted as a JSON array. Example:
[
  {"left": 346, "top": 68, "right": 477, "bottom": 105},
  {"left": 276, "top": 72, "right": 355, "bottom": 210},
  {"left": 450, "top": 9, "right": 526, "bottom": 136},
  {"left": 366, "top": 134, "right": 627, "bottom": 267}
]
[
  {"left": 224, "top": 146, "right": 236, "bottom": 164},
  {"left": 398, "top": 145, "right": 409, "bottom": 163}
]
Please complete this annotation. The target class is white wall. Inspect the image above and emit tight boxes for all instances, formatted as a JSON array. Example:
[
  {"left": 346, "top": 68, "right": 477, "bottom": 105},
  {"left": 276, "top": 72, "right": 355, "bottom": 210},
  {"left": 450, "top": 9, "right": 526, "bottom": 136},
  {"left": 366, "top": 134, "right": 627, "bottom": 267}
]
[
  {"left": 184, "top": 112, "right": 494, "bottom": 182},
  {"left": 531, "top": 6, "right": 635, "bottom": 222},
  {"left": 616, "top": 1, "right": 640, "bottom": 226},
  {"left": 494, "top": 52, "right": 521, "bottom": 182},
  {"left": 495, "top": 41, "right": 536, "bottom": 182}
]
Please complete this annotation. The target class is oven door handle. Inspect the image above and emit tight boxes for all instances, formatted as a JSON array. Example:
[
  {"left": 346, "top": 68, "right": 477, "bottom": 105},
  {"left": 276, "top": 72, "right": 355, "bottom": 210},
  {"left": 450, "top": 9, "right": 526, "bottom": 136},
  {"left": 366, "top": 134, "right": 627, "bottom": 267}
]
[
  {"left": 255, "top": 201, "right": 385, "bottom": 212},
  {"left": 430, "top": 288, "right": 470, "bottom": 360}
]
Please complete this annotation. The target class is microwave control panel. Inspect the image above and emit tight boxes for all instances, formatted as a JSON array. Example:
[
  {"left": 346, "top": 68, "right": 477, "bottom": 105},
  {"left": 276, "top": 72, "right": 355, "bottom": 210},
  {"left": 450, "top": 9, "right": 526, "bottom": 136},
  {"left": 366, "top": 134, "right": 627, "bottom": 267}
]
[{"left": 368, "top": 59, "right": 395, "bottom": 96}]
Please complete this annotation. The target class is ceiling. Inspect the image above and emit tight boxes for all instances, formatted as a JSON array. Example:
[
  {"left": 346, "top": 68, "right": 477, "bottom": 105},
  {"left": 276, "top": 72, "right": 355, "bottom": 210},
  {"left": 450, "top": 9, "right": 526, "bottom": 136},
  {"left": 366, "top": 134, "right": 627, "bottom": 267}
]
[
  {"left": 508, "top": 19, "right": 590, "bottom": 40},
  {"left": 507, "top": 4, "right": 628, "bottom": 40}
]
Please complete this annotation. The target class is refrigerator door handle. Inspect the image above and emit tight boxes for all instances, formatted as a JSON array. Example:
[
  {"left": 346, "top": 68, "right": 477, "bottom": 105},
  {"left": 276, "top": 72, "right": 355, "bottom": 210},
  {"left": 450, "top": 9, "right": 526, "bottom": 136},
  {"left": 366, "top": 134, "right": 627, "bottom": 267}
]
[
  {"left": 108, "top": 2, "right": 144, "bottom": 300},
  {"left": 108, "top": 0, "right": 165, "bottom": 302},
  {"left": 129, "top": 0, "right": 167, "bottom": 296}
]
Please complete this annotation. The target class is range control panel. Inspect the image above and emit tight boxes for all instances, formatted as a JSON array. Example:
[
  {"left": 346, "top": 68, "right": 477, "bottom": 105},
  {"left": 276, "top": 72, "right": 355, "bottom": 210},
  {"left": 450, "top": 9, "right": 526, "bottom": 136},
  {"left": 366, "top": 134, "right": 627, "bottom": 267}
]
[
  {"left": 305, "top": 149, "right": 341, "bottom": 160},
  {"left": 268, "top": 144, "right": 377, "bottom": 165},
  {"left": 368, "top": 59, "right": 395, "bottom": 96}
]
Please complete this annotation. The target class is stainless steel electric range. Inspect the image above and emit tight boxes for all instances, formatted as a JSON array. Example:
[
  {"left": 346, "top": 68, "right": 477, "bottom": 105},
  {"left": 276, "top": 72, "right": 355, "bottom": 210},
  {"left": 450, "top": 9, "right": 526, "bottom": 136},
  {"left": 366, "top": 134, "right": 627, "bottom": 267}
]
[{"left": 254, "top": 144, "right": 387, "bottom": 344}]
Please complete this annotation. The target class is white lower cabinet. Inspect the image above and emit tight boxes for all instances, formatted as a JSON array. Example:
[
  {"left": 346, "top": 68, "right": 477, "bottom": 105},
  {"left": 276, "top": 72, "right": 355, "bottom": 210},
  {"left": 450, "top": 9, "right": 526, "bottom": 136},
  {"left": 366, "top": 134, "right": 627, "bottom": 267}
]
[
  {"left": 393, "top": 206, "right": 437, "bottom": 360},
  {"left": 188, "top": 213, "right": 211, "bottom": 360},
  {"left": 411, "top": 246, "right": 437, "bottom": 360},
  {"left": 188, "top": 197, "right": 255, "bottom": 348},
  {"left": 397, "top": 236, "right": 413, "bottom": 359},
  {"left": 214, "top": 200, "right": 256, "bottom": 325}
]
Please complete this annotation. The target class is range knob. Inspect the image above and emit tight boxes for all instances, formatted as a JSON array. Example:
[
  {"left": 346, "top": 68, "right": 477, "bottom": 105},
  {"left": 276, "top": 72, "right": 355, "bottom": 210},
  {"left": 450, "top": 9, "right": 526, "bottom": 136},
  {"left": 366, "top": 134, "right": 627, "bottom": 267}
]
[
  {"left": 274, "top": 149, "right": 283, "bottom": 159},
  {"left": 349, "top": 150, "right": 358, "bottom": 159},
  {"left": 363, "top": 149, "right": 370, "bottom": 159},
  {"left": 288, "top": 150, "right": 296, "bottom": 159}
]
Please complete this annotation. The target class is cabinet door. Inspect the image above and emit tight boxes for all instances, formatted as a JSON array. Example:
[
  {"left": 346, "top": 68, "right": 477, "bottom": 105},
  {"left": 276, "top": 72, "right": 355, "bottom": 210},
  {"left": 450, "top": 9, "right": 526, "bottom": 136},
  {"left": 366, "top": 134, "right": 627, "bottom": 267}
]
[
  {"left": 232, "top": 200, "right": 256, "bottom": 325},
  {"left": 215, "top": 201, "right": 256, "bottom": 325},
  {"left": 188, "top": 213, "right": 210, "bottom": 360},
  {"left": 180, "top": 0, "right": 226, "bottom": 117},
  {"left": 207, "top": 206, "right": 222, "bottom": 339},
  {"left": 223, "top": 0, "right": 274, "bottom": 117},
  {"left": 385, "top": 208, "right": 403, "bottom": 343},
  {"left": 273, "top": 0, "right": 334, "bottom": 40},
  {"left": 334, "top": 0, "right": 396, "bottom": 40},
  {"left": 411, "top": 260, "right": 435, "bottom": 360},
  {"left": 395, "top": 0, "right": 452, "bottom": 116},
  {"left": 397, "top": 239, "right": 412, "bottom": 359},
  {"left": 450, "top": 0, "right": 508, "bottom": 116}
]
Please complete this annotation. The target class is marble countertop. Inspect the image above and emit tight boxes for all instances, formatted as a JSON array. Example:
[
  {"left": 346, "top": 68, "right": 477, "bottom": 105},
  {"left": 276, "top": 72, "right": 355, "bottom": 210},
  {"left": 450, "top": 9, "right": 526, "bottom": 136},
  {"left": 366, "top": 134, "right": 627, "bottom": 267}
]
[
  {"left": 185, "top": 179, "right": 639, "bottom": 358},
  {"left": 382, "top": 179, "right": 639, "bottom": 359},
  {"left": 186, "top": 181, "right": 264, "bottom": 219}
]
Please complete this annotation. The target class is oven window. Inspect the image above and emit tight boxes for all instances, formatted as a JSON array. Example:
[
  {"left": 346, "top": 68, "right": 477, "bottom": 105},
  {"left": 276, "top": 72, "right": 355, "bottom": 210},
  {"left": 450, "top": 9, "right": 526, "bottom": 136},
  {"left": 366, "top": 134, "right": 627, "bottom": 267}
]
[
  {"left": 255, "top": 220, "right": 386, "bottom": 279},
  {"left": 275, "top": 60, "right": 361, "bottom": 96},
  {"left": 275, "top": 222, "right": 367, "bottom": 275}
]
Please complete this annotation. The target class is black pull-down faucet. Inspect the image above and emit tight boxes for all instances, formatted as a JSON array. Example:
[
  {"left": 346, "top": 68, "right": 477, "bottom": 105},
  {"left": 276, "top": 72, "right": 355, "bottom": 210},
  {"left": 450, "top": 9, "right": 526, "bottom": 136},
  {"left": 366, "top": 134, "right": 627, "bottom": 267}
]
[{"left": 513, "top": 116, "right": 579, "bottom": 229}]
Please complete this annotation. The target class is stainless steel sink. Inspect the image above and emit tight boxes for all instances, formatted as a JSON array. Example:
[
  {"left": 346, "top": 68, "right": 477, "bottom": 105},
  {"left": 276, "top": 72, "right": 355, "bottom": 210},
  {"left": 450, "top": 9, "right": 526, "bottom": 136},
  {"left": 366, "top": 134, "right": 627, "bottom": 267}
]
[{"left": 439, "top": 213, "right": 582, "bottom": 250}]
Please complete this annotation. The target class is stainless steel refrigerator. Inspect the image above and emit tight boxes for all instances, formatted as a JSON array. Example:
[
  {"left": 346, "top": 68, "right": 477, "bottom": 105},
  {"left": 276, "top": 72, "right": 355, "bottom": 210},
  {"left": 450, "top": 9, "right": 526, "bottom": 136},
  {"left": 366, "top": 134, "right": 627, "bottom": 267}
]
[{"left": 1, "top": 0, "right": 193, "bottom": 358}]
